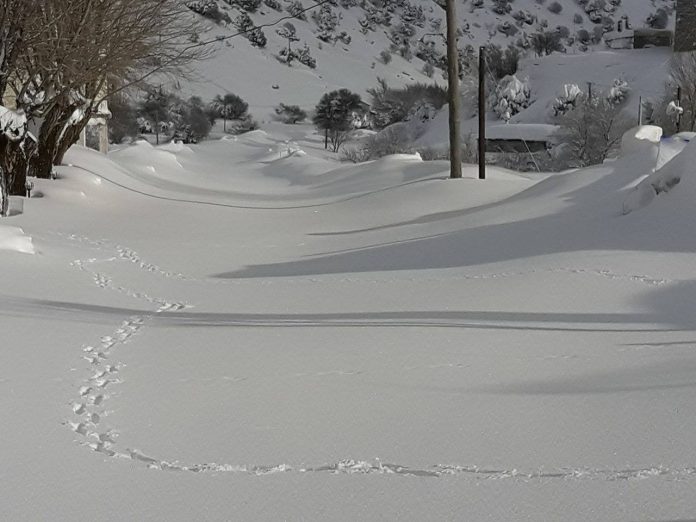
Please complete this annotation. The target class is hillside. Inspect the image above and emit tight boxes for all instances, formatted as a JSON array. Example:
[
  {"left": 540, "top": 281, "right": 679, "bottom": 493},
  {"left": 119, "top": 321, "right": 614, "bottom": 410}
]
[{"left": 170, "top": 0, "right": 675, "bottom": 117}]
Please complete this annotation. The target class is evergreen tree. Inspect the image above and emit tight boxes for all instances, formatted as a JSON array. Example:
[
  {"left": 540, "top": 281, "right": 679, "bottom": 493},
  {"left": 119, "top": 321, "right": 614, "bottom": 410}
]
[{"left": 313, "top": 89, "right": 362, "bottom": 151}]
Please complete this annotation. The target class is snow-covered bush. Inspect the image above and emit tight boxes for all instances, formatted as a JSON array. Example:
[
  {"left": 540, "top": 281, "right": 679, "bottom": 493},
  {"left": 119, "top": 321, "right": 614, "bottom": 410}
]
[
  {"left": 279, "top": 43, "right": 317, "bottom": 68},
  {"left": 312, "top": 4, "right": 339, "bottom": 36},
  {"left": 274, "top": 103, "right": 307, "bottom": 123},
  {"left": 286, "top": 1, "right": 307, "bottom": 20},
  {"left": 492, "top": 0, "right": 512, "bottom": 15},
  {"left": 185, "top": 0, "right": 231, "bottom": 23},
  {"left": 368, "top": 78, "right": 447, "bottom": 129},
  {"left": 231, "top": 0, "right": 263, "bottom": 12},
  {"left": 415, "top": 40, "right": 443, "bottom": 68},
  {"left": 264, "top": 0, "right": 282, "bottom": 10},
  {"left": 530, "top": 30, "right": 564, "bottom": 56},
  {"left": 492, "top": 75, "right": 531, "bottom": 122},
  {"left": 606, "top": 78, "right": 630, "bottom": 107},
  {"left": 234, "top": 13, "right": 267, "bottom": 47},
  {"left": 485, "top": 44, "right": 520, "bottom": 80},
  {"left": 400, "top": 3, "right": 425, "bottom": 27},
  {"left": 341, "top": 123, "right": 427, "bottom": 162},
  {"left": 552, "top": 83, "right": 583, "bottom": 117},
  {"left": 379, "top": 50, "right": 392, "bottom": 64}
]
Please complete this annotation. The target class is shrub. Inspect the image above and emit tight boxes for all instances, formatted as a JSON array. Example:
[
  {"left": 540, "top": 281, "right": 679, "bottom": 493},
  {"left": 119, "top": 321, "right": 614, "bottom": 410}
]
[
  {"left": 379, "top": 49, "right": 392, "bottom": 64},
  {"left": 547, "top": 1, "right": 562, "bottom": 14},
  {"left": 264, "top": 0, "right": 282, "bottom": 9},
  {"left": 492, "top": 75, "right": 531, "bottom": 122},
  {"left": 368, "top": 78, "right": 447, "bottom": 128},
  {"left": 530, "top": 30, "right": 564, "bottom": 56},
  {"left": 274, "top": 103, "right": 307, "bottom": 123},
  {"left": 185, "top": 0, "right": 232, "bottom": 23},
  {"left": 555, "top": 97, "right": 633, "bottom": 166},
  {"left": 485, "top": 44, "right": 520, "bottom": 80},
  {"left": 234, "top": 13, "right": 267, "bottom": 47},
  {"left": 340, "top": 124, "right": 414, "bottom": 162},
  {"left": 287, "top": 0, "right": 307, "bottom": 20}
]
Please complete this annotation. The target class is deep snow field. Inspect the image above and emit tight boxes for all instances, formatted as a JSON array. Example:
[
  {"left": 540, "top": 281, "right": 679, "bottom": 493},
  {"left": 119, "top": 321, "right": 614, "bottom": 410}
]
[{"left": 2, "top": 124, "right": 696, "bottom": 520}]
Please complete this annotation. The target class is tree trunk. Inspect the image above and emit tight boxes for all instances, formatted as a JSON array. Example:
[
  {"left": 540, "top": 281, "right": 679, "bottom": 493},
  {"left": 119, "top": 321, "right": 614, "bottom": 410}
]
[
  {"left": 0, "top": 133, "right": 33, "bottom": 198},
  {"left": 0, "top": 168, "right": 8, "bottom": 217},
  {"left": 55, "top": 111, "right": 92, "bottom": 166},
  {"left": 30, "top": 100, "right": 78, "bottom": 179}
]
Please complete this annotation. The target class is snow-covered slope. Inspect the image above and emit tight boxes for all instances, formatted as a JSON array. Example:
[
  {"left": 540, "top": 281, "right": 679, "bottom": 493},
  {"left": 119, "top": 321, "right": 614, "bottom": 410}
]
[
  {"left": 3, "top": 124, "right": 696, "bottom": 520},
  {"left": 170, "top": 0, "right": 675, "bottom": 117}
]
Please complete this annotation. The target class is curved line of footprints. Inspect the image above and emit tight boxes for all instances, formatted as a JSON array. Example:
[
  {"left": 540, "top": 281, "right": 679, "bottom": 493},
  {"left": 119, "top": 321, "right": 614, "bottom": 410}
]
[{"left": 64, "top": 235, "right": 692, "bottom": 481}]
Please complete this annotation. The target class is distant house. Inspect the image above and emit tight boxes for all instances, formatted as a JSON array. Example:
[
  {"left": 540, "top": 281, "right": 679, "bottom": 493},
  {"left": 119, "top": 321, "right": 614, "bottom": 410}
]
[
  {"left": 485, "top": 124, "right": 559, "bottom": 154},
  {"left": 605, "top": 28, "right": 673, "bottom": 50}
]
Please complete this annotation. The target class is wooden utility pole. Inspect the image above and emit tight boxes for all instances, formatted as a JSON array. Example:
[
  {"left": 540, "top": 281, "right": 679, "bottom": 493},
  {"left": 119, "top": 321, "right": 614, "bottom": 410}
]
[
  {"left": 478, "top": 46, "right": 486, "bottom": 180},
  {"left": 445, "top": 0, "right": 461, "bottom": 179},
  {"left": 638, "top": 96, "right": 643, "bottom": 126},
  {"left": 677, "top": 86, "right": 683, "bottom": 132}
]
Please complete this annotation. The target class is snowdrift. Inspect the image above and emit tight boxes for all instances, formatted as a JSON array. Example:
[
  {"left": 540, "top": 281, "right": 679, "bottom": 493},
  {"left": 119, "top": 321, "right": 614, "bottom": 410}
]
[
  {"left": 623, "top": 131, "right": 696, "bottom": 215},
  {"left": 0, "top": 225, "right": 34, "bottom": 254}
]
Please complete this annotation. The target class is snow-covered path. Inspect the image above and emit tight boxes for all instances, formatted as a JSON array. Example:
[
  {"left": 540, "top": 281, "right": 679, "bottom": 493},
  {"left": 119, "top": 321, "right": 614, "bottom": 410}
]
[{"left": 2, "top": 129, "right": 696, "bottom": 520}]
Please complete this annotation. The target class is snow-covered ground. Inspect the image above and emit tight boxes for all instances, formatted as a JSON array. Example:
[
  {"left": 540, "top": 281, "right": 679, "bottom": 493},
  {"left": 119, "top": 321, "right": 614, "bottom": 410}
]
[{"left": 2, "top": 124, "right": 696, "bottom": 520}]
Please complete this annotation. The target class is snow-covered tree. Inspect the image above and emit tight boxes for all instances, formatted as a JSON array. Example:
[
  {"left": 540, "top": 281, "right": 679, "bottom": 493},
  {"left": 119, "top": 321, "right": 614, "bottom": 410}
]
[
  {"left": 606, "top": 78, "right": 630, "bottom": 106},
  {"left": 276, "top": 22, "right": 300, "bottom": 55},
  {"left": 274, "top": 103, "right": 307, "bottom": 124},
  {"left": 209, "top": 93, "right": 249, "bottom": 131},
  {"left": 552, "top": 84, "right": 583, "bottom": 117},
  {"left": 287, "top": 1, "right": 307, "bottom": 20},
  {"left": 235, "top": 13, "right": 267, "bottom": 47},
  {"left": 493, "top": 75, "right": 531, "bottom": 122}
]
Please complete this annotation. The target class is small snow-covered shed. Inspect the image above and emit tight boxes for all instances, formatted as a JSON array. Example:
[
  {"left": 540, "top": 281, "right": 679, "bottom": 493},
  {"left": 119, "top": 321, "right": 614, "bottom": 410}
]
[
  {"left": 605, "top": 28, "right": 673, "bottom": 50},
  {"left": 485, "top": 124, "right": 559, "bottom": 154}
]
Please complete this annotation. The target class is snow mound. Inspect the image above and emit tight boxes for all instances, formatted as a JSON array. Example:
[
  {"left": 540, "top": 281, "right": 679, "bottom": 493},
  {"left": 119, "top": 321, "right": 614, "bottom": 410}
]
[
  {"left": 0, "top": 225, "right": 34, "bottom": 254},
  {"left": 620, "top": 125, "right": 662, "bottom": 156},
  {"left": 373, "top": 153, "right": 423, "bottom": 164},
  {"left": 159, "top": 141, "right": 193, "bottom": 153},
  {"left": 623, "top": 132, "right": 696, "bottom": 215}
]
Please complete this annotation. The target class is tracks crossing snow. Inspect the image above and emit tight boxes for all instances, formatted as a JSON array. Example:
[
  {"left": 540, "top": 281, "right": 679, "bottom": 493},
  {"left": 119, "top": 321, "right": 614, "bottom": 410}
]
[{"left": 61, "top": 233, "right": 691, "bottom": 482}]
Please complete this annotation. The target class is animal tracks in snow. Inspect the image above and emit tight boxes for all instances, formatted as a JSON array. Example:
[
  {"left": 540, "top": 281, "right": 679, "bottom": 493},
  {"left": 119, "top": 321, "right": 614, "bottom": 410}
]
[
  {"left": 65, "top": 236, "right": 190, "bottom": 464},
  {"left": 62, "top": 234, "right": 691, "bottom": 483}
]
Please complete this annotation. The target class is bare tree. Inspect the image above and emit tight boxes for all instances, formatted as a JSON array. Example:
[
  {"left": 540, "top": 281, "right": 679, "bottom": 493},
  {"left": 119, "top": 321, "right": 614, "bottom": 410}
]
[
  {"left": 556, "top": 96, "right": 633, "bottom": 167},
  {"left": 0, "top": 0, "right": 40, "bottom": 206},
  {"left": 3, "top": 0, "right": 209, "bottom": 180}
]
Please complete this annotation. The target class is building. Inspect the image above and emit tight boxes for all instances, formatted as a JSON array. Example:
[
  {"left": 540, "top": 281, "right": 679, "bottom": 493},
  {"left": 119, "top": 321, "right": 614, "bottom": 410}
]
[{"left": 605, "top": 28, "right": 673, "bottom": 50}]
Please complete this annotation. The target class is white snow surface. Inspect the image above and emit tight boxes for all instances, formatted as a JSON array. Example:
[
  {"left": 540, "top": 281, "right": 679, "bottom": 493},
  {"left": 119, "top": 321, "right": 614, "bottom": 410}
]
[
  {"left": 0, "top": 224, "right": 34, "bottom": 254},
  {"left": 2, "top": 123, "right": 696, "bottom": 520}
]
